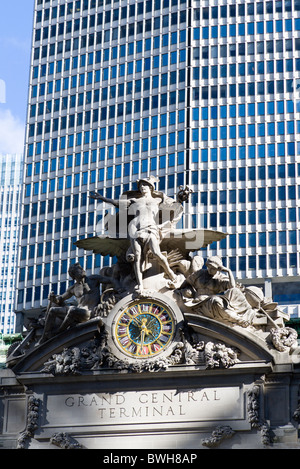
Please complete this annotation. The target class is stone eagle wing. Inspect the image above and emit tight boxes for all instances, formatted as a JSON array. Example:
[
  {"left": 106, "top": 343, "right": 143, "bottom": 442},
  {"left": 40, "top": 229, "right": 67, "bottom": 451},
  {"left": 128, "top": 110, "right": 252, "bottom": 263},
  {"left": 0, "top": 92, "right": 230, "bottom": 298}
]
[
  {"left": 160, "top": 229, "right": 227, "bottom": 256},
  {"left": 75, "top": 236, "right": 130, "bottom": 258}
]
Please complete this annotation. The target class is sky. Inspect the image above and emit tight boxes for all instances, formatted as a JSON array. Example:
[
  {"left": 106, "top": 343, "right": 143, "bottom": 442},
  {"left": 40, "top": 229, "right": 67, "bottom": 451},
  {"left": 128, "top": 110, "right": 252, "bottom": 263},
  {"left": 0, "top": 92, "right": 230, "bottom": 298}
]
[{"left": 0, "top": 0, "right": 34, "bottom": 155}]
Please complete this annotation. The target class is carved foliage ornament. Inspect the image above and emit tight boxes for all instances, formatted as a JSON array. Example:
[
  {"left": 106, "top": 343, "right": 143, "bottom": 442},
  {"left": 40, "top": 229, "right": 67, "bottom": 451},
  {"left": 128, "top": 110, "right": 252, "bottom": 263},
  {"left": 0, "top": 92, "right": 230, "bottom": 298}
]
[
  {"left": 269, "top": 327, "right": 298, "bottom": 352},
  {"left": 247, "top": 384, "right": 272, "bottom": 446},
  {"left": 50, "top": 432, "right": 83, "bottom": 449},
  {"left": 17, "top": 396, "right": 40, "bottom": 449},
  {"left": 202, "top": 426, "right": 235, "bottom": 448}
]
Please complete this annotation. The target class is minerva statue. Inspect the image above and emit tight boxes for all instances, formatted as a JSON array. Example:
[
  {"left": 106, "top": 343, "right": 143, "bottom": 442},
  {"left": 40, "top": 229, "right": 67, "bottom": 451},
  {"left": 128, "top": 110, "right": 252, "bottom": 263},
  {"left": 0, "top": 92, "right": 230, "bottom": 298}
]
[{"left": 38, "top": 263, "right": 120, "bottom": 344}]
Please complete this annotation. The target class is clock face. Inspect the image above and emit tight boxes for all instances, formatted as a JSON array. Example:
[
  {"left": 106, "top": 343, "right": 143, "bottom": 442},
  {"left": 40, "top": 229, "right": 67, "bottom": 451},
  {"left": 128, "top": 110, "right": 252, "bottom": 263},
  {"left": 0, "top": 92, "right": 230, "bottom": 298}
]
[{"left": 114, "top": 299, "right": 176, "bottom": 359}]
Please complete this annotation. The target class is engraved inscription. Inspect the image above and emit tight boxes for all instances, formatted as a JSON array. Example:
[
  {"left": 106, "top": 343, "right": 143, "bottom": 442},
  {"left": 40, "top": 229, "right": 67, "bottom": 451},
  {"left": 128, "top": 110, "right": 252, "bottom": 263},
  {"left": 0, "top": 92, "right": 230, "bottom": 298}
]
[{"left": 45, "top": 387, "right": 243, "bottom": 428}]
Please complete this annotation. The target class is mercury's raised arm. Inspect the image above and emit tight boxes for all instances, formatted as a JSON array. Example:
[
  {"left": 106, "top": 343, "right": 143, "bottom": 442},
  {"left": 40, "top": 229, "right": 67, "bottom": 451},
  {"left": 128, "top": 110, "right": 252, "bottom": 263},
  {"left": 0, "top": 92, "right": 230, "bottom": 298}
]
[{"left": 90, "top": 191, "right": 121, "bottom": 208}]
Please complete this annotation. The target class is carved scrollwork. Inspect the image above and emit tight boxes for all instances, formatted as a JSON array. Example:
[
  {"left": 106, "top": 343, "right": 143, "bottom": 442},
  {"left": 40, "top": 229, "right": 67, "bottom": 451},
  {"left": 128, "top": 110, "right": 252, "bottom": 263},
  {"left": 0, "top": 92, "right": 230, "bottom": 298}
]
[
  {"left": 247, "top": 385, "right": 261, "bottom": 428},
  {"left": 202, "top": 425, "right": 235, "bottom": 448},
  {"left": 247, "top": 384, "right": 272, "bottom": 446},
  {"left": 204, "top": 342, "right": 240, "bottom": 369},
  {"left": 293, "top": 405, "right": 300, "bottom": 423},
  {"left": 50, "top": 432, "right": 83, "bottom": 449},
  {"left": 269, "top": 327, "right": 298, "bottom": 352}
]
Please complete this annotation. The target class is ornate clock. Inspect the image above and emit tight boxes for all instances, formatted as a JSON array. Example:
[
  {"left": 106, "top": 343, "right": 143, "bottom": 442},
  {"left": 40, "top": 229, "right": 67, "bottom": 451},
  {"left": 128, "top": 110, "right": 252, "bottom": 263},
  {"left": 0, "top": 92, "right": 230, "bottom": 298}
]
[{"left": 105, "top": 293, "right": 184, "bottom": 362}]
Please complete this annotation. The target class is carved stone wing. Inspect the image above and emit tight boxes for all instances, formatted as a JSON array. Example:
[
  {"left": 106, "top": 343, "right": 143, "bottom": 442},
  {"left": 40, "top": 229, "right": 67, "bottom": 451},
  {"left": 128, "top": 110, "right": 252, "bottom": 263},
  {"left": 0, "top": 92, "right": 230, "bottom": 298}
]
[
  {"left": 75, "top": 229, "right": 227, "bottom": 258},
  {"left": 160, "top": 229, "right": 227, "bottom": 255},
  {"left": 75, "top": 236, "right": 130, "bottom": 258}
]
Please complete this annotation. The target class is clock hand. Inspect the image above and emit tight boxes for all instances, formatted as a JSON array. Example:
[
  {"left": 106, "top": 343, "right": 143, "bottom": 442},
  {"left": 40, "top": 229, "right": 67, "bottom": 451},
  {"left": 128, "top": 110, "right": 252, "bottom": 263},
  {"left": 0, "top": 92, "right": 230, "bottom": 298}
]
[
  {"left": 140, "top": 330, "right": 145, "bottom": 351},
  {"left": 146, "top": 331, "right": 156, "bottom": 341},
  {"left": 131, "top": 317, "right": 143, "bottom": 328},
  {"left": 147, "top": 318, "right": 158, "bottom": 331}
]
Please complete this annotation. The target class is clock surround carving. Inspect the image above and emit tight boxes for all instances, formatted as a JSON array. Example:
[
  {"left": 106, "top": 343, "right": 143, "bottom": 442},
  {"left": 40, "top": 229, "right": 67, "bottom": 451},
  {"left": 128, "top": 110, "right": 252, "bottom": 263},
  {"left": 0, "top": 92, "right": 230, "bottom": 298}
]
[{"left": 105, "top": 293, "right": 184, "bottom": 363}]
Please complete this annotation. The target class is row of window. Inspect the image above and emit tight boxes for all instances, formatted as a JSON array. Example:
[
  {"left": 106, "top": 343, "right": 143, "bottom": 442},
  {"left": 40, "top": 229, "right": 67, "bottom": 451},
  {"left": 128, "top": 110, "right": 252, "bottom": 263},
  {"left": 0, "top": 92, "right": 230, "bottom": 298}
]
[
  {"left": 193, "top": 143, "right": 297, "bottom": 160},
  {"left": 35, "top": 14, "right": 102, "bottom": 41},
  {"left": 28, "top": 118, "right": 299, "bottom": 148},
  {"left": 36, "top": 0, "right": 99, "bottom": 12},
  {"left": 21, "top": 213, "right": 99, "bottom": 240},
  {"left": 32, "top": 30, "right": 185, "bottom": 82},
  {"left": 34, "top": 14, "right": 186, "bottom": 61},
  {"left": 30, "top": 98, "right": 296, "bottom": 129},
  {"left": 28, "top": 104, "right": 300, "bottom": 142},
  {"left": 36, "top": 0, "right": 297, "bottom": 18},
  {"left": 195, "top": 18, "right": 299, "bottom": 39},
  {"left": 206, "top": 207, "right": 299, "bottom": 226},
  {"left": 25, "top": 166, "right": 185, "bottom": 198},
  {"left": 196, "top": 1, "right": 296, "bottom": 18},
  {"left": 222, "top": 253, "right": 299, "bottom": 272},
  {"left": 195, "top": 164, "right": 300, "bottom": 184},
  {"left": 192, "top": 142, "right": 298, "bottom": 161},
  {"left": 197, "top": 186, "right": 300, "bottom": 206},
  {"left": 24, "top": 137, "right": 296, "bottom": 167},
  {"left": 21, "top": 237, "right": 78, "bottom": 261},
  {"left": 27, "top": 149, "right": 184, "bottom": 181},
  {"left": 28, "top": 96, "right": 186, "bottom": 139},
  {"left": 36, "top": 15, "right": 299, "bottom": 50},
  {"left": 36, "top": 10, "right": 186, "bottom": 43},
  {"left": 193, "top": 79, "right": 295, "bottom": 100},
  {"left": 31, "top": 78, "right": 298, "bottom": 109},
  {"left": 36, "top": 0, "right": 187, "bottom": 23},
  {"left": 195, "top": 59, "right": 297, "bottom": 81},
  {"left": 27, "top": 138, "right": 298, "bottom": 167},
  {"left": 31, "top": 63, "right": 186, "bottom": 102},
  {"left": 28, "top": 156, "right": 300, "bottom": 183},
  {"left": 194, "top": 101, "right": 295, "bottom": 120},
  {"left": 0, "top": 305, "right": 15, "bottom": 314},
  {"left": 21, "top": 205, "right": 300, "bottom": 246},
  {"left": 23, "top": 181, "right": 300, "bottom": 219},
  {"left": 31, "top": 79, "right": 185, "bottom": 121},
  {"left": 28, "top": 108, "right": 185, "bottom": 155},
  {"left": 216, "top": 231, "right": 299, "bottom": 248},
  {"left": 192, "top": 122, "right": 297, "bottom": 142},
  {"left": 31, "top": 60, "right": 298, "bottom": 106},
  {"left": 32, "top": 27, "right": 299, "bottom": 67},
  {"left": 193, "top": 39, "right": 300, "bottom": 60},
  {"left": 28, "top": 133, "right": 185, "bottom": 161}
]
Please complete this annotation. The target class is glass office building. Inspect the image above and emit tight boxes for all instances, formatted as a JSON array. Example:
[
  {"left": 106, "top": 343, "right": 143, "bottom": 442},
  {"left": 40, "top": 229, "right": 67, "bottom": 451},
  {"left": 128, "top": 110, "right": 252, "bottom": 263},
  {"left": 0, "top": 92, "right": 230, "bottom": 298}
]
[
  {"left": 17, "top": 0, "right": 300, "bottom": 317},
  {"left": 0, "top": 154, "right": 23, "bottom": 333}
]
